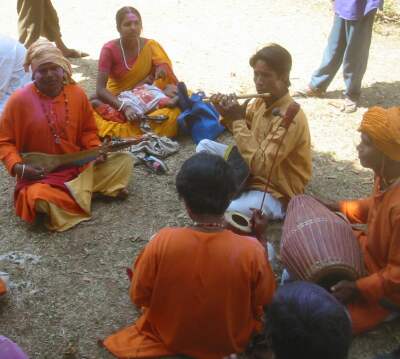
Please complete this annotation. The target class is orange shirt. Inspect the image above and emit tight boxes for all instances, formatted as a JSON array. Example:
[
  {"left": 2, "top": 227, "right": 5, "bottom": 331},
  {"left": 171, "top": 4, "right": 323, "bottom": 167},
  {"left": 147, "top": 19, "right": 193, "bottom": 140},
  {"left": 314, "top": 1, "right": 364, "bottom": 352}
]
[
  {"left": 0, "top": 83, "right": 101, "bottom": 223},
  {"left": 222, "top": 93, "right": 312, "bottom": 204},
  {"left": 339, "top": 178, "right": 400, "bottom": 305},
  {"left": 0, "top": 82, "right": 100, "bottom": 175},
  {"left": 104, "top": 227, "right": 276, "bottom": 359}
]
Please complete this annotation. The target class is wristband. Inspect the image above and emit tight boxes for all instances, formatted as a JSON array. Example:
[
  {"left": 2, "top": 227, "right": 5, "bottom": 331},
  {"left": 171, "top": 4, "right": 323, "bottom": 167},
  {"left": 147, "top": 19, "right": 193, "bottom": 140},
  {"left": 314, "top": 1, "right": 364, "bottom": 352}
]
[
  {"left": 21, "top": 164, "right": 26, "bottom": 179},
  {"left": 118, "top": 100, "right": 126, "bottom": 112}
]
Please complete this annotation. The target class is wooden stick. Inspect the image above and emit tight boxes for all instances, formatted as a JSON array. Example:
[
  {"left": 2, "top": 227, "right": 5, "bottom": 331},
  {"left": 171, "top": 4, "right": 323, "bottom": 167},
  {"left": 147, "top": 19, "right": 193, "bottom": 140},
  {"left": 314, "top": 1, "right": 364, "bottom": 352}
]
[{"left": 203, "top": 93, "right": 271, "bottom": 102}]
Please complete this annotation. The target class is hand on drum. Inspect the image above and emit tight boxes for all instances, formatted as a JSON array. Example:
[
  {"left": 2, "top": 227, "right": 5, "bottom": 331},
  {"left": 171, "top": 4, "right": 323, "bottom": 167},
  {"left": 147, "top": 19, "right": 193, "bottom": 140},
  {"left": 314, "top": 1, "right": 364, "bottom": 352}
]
[
  {"left": 123, "top": 105, "right": 139, "bottom": 122},
  {"left": 331, "top": 280, "right": 359, "bottom": 304},
  {"left": 210, "top": 93, "right": 250, "bottom": 122},
  {"left": 250, "top": 208, "right": 268, "bottom": 243}
]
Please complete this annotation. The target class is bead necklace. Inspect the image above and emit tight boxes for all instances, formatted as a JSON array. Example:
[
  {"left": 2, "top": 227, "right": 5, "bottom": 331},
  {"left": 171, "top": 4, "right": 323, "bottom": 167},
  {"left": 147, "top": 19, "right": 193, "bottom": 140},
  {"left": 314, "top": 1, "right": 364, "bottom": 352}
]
[
  {"left": 192, "top": 221, "right": 225, "bottom": 229},
  {"left": 120, "top": 37, "right": 141, "bottom": 71},
  {"left": 36, "top": 88, "right": 69, "bottom": 145}
]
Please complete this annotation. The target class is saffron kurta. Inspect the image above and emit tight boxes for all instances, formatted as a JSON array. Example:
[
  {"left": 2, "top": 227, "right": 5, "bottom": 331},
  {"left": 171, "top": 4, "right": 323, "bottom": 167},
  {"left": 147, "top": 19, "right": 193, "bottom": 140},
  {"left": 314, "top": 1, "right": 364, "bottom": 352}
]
[
  {"left": 223, "top": 93, "right": 312, "bottom": 205},
  {"left": 339, "top": 178, "right": 400, "bottom": 333},
  {"left": 0, "top": 83, "right": 132, "bottom": 231},
  {"left": 104, "top": 227, "right": 276, "bottom": 359},
  {"left": 95, "top": 39, "right": 180, "bottom": 138}
]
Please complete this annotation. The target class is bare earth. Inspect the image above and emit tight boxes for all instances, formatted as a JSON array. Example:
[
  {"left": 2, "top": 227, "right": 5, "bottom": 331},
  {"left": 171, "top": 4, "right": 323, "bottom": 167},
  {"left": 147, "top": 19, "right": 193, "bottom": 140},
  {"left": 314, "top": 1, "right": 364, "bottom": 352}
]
[{"left": 0, "top": 1, "right": 400, "bottom": 358}]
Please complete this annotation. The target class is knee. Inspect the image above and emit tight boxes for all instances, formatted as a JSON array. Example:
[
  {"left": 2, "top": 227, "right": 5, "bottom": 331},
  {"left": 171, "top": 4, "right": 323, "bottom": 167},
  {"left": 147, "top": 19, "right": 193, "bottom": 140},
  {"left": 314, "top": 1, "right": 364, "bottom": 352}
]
[{"left": 196, "top": 139, "right": 213, "bottom": 153}]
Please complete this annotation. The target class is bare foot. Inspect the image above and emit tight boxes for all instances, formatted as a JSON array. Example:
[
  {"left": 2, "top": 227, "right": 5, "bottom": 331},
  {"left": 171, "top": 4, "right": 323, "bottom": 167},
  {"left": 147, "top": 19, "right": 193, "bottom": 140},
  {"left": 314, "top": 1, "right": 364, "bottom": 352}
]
[
  {"left": 116, "top": 188, "right": 129, "bottom": 200},
  {"left": 61, "top": 48, "right": 89, "bottom": 58}
]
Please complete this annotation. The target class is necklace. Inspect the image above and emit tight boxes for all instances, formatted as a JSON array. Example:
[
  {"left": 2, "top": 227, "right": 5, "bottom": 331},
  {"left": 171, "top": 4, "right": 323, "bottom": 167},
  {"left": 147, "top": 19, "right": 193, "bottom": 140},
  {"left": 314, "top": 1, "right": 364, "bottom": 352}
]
[
  {"left": 120, "top": 37, "right": 141, "bottom": 71},
  {"left": 37, "top": 88, "right": 69, "bottom": 144},
  {"left": 192, "top": 221, "right": 225, "bottom": 229}
]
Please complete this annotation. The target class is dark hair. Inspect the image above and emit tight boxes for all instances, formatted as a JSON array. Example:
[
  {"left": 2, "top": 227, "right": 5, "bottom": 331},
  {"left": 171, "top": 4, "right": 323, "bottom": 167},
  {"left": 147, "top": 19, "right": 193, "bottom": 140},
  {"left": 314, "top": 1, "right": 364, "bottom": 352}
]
[
  {"left": 266, "top": 282, "right": 352, "bottom": 359},
  {"left": 116, "top": 6, "right": 142, "bottom": 31},
  {"left": 176, "top": 153, "right": 237, "bottom": 215},
  {"left": 249, "top": 44, "right": 292, "bottom": 86}
]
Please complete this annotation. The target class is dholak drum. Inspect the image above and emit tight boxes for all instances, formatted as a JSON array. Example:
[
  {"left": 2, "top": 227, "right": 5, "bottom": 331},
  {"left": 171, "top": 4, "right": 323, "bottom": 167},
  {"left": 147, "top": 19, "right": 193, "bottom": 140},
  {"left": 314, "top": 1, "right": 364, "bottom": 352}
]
[{"left": 280, "top": 195, "right": 365, "bottom": 290}]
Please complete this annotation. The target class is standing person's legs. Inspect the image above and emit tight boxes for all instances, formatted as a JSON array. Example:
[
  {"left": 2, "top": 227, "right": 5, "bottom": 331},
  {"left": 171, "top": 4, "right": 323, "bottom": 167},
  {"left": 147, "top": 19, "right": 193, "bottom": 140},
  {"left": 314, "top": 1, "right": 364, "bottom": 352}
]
[
  {"left": 17, "top": 0, "right": 45, "bottom": 47},
  {"left": 342, "top": 11, "right": 376, "bottom": 103},
  {"left": 309, "top": 14, "right": 347, "bottom": 92},
  {"left": 42, "top": 0, "right": 62, "bottom": 43},
  {"left": 196, "top": 139, "right": 228, "bottom": 157}
]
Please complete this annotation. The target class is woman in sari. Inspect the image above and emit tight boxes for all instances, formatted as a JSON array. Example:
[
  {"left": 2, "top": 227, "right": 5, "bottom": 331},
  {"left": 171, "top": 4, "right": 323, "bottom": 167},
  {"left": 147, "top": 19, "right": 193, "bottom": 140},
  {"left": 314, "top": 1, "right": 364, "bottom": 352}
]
[{"left": 94, "top": 6, "right": 180, "bottom": 138}]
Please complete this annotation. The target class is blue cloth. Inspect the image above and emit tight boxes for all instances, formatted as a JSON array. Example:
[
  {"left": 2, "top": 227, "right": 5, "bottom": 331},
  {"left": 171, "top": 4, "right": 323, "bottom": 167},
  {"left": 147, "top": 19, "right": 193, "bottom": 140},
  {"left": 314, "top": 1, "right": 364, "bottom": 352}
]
[
  {"left": 310, "top": 10, "right": 376, "bottom": 100},
  {"left": 177, "top": 92, "right": 225, "bottom": 144},
  {"left": 335, "top": 0, "right": 383, "bottom": 20}
]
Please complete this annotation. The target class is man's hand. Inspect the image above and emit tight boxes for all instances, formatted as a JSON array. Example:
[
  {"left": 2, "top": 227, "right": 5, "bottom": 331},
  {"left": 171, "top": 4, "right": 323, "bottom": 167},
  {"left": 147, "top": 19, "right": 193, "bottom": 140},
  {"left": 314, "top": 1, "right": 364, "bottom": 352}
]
[
  {"left": 210, "top": 93, "right": 250, "bottom": 122},
  {"left": 251, "top": 208, "right": 269, "bottom": 243},
  {"left": 331, "top": 280, "right": 359, "bottom": 304},
  {"left": 13, "top": 163, "right": 47, "bottom": 180},
  {"left": 123, "top": 105, "right": 139, "bottom": 122}
]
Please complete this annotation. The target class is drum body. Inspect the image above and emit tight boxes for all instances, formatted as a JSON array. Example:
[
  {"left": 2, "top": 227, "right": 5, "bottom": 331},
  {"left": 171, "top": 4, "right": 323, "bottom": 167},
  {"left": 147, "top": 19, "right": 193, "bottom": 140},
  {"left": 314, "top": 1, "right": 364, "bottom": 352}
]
[{"left": 281, "top": 195, "right": 365, "bottom": 289}]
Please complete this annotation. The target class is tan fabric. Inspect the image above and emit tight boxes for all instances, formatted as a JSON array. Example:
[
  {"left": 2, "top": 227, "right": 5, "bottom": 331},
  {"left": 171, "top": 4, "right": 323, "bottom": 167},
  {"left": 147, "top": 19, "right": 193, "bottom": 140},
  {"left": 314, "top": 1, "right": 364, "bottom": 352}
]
[
  {"left": 36, "top": 152, "right": 133, "bottom": 231},
  {"left": 17, "top": 0, "right": 61, "bottom": 47},
  {"left": 359, "top": 106, "right": 400, "bottom": 161},
  {"left": 222, "top": 93, "right": 312, "bottom": 204},
  {"left": 24, "top": 39, "right": 74, "bottom": 83}
]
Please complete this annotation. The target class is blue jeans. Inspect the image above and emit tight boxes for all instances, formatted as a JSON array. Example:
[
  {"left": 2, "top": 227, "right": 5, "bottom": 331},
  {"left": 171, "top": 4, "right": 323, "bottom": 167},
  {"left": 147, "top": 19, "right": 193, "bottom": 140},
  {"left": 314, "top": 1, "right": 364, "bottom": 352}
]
[{"left": 310, "top": 10, "right": 376, "bottom": 101}]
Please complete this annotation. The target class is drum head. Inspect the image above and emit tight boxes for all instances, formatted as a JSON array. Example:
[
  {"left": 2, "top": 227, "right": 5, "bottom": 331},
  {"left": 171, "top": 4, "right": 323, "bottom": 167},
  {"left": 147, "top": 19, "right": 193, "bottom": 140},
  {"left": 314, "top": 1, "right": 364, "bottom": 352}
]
[{"left": 225, "top": 211, "right": 252, "bottom": 233}]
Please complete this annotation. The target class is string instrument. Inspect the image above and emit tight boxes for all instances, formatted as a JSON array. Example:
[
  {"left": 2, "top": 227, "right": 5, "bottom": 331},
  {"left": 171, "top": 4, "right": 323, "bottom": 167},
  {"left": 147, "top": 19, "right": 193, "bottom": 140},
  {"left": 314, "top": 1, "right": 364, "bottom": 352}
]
[
  {"left": 224, "top": 102, "right": 301, "bottom": 234},
  {"left": 203, "top": 92, "right": 271, "bottom": 103},
  {"left": 21, "top": 137, "right": 145, "bottom": 173}
]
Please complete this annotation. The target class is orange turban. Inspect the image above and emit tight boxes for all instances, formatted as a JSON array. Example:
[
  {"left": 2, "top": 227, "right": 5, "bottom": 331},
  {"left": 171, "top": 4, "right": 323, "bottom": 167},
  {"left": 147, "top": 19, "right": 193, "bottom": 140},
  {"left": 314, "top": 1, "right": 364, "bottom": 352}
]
[
  {"left": 24, "top": 39, "right": 75, "bottom": 84},
  {"left": 359, "top": 106, "right": 400, "bottom": 161}
]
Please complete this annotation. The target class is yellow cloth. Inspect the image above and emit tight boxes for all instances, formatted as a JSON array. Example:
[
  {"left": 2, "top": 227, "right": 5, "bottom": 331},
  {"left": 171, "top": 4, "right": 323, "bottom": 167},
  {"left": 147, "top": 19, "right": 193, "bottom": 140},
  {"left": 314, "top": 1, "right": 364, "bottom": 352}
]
[
  {"left": 24, "top": 38, "right": 74, "bottom": 83},
  {"left": 95, "top": 39, "right": 180, "bottom": 138},
  {"left": 36, "top": 152, "right": 133, "bottom": 231},
  {"left": 222, "top": 93, "right": 312, "bottom": 204},
  {"left": 359, "top": 106, "right": 400, "bottom": 161}
]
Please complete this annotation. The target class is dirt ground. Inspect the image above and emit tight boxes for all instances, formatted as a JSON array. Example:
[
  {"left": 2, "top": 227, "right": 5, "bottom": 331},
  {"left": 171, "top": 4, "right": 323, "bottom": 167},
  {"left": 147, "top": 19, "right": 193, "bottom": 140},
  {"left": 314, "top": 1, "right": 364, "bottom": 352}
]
[{"left": 0, "top": 1, "right": 400, "bottom": 358}]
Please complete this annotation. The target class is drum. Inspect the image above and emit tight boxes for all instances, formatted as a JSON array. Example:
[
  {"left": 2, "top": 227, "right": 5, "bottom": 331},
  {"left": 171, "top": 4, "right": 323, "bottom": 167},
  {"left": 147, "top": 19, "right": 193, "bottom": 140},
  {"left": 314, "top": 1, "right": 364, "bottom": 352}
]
[{"left": 280, "top": 195, "right": 365, "bottom": 290}]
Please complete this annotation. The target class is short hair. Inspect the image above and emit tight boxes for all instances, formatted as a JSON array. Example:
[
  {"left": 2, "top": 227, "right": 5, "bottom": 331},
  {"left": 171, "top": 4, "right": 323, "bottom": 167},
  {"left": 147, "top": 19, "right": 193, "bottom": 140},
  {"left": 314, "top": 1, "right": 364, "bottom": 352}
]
[
  {"left": 175, "top": 152, "right": 237, "bottom": 215},
  {"left": 249, "top": 44, "right": 292, "bottom": 86},
  {"left": 266, "top": 282, "right": 352, "bottom": 359},
  {"left": 116, "top": 6, "right": 142, "bottom": 31}
]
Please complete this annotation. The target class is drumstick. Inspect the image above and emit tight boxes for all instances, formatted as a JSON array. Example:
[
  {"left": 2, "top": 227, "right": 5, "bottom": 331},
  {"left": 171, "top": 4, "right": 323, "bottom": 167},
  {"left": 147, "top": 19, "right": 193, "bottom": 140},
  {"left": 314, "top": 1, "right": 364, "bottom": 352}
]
[
  {"left": 203, "top": 93, "right": 271, "bottom": 102},
  {"left": 259, "top": 102, "right": 301, "bottom": 211}
]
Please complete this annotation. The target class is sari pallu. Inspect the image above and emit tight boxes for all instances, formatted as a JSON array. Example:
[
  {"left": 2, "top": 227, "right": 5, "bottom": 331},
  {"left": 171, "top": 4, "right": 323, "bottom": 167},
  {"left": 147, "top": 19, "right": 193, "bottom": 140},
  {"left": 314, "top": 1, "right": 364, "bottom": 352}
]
[{"left": 95, "top": 39, "right": 180, "bottom": 138}]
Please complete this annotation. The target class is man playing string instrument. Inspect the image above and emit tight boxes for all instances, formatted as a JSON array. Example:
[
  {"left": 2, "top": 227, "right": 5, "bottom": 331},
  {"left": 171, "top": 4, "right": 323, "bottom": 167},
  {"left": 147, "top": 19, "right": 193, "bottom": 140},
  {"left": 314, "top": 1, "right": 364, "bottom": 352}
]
[
  {"left": 0, "top": 40, "right": 133, "bottom": 232},
  {"left": 197, "top": 43, "right": 312, "bottom": 220}
]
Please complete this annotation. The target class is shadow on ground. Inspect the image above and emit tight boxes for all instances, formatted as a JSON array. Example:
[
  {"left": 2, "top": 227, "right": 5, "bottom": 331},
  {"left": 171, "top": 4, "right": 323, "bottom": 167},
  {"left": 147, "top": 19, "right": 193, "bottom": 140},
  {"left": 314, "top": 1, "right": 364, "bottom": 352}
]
[{"left": 323, "top": 80, "right": 400, "bottom": 108}]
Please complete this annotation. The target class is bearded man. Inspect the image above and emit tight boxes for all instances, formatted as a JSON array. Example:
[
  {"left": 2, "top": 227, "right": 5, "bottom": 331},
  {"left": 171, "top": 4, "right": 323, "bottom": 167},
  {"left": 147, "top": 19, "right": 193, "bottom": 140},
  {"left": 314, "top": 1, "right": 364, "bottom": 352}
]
[{"left": 0, "top": 40, "right": 133, "bottom": 231}]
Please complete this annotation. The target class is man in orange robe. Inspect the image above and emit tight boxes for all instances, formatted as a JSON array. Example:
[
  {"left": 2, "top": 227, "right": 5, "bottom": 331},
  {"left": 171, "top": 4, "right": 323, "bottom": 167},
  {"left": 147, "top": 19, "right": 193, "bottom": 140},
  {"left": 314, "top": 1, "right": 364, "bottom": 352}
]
[
  {"left": 0, "top": 40, "right": 133, "bottom": 231},
  {"left": 103, "top": 153, "right": 276, "bottom": 358},
  {"left": 322, "top": 107, "right": 400, "bottom": 334}
]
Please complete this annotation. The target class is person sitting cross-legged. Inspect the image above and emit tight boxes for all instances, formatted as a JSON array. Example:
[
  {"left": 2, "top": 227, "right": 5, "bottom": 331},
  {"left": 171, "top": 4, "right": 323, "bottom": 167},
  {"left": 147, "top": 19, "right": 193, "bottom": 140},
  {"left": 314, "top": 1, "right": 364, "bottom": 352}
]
[
  {"left": 0, "top": 39, "right": 133, "bottom": 231},
  {"left": 102, "top": 152, "right": 276, "bottom": 359},
  {"left": 197, "top": 44, "right": 312, "bottom": 221}
]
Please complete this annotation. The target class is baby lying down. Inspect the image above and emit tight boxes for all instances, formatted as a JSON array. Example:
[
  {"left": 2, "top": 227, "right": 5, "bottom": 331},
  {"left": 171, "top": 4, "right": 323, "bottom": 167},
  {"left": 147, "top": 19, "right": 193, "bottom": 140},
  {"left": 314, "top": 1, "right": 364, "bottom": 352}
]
[{"left": 92, "top": 84, "right": 179, "bottom": 123}]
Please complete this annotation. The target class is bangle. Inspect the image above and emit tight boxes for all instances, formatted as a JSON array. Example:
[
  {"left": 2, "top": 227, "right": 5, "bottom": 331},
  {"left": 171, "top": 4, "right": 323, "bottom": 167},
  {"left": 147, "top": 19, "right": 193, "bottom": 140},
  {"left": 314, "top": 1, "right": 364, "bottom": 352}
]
[
  {"left": 118, "top": 100, "right": 126, "bottom": 112},
  {"left": 21, "top": 164, "right": 26, "bottom": 179}
]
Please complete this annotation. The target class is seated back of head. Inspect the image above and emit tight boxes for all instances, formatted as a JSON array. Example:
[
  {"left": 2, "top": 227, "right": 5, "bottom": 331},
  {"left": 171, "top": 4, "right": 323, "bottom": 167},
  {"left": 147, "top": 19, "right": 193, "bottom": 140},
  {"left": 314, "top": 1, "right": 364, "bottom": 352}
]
[
  {"left": 266, "top": 281, "right": 352, "bottom": 359},
  {"left": 176, "top": 152, "right": 237, "bottom": 216}
]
